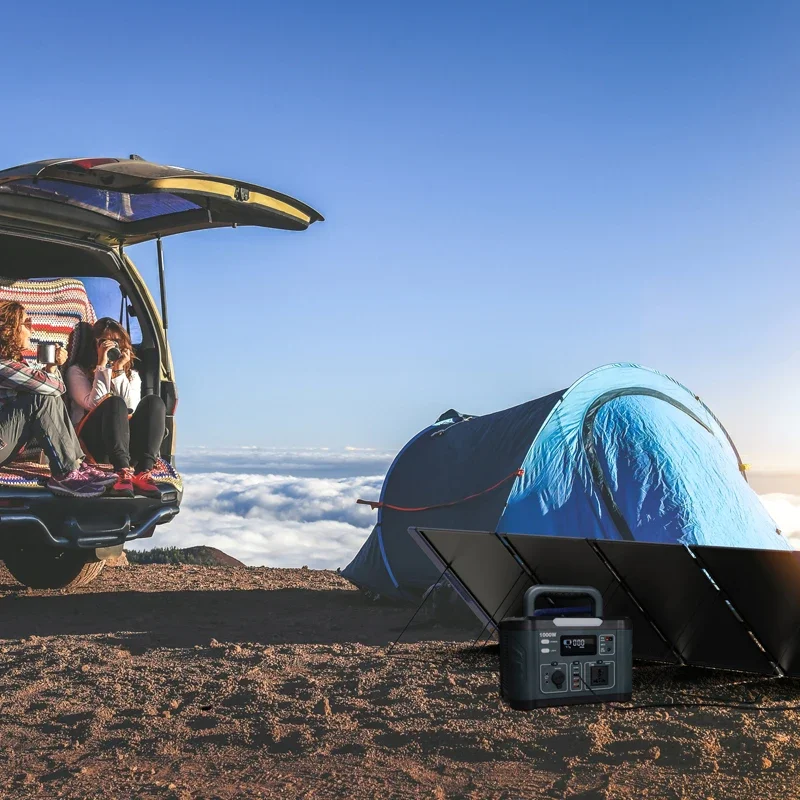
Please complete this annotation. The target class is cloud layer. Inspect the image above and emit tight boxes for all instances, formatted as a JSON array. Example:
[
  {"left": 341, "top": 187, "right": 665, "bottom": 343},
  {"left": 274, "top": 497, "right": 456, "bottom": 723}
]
[
  {"left": 130, "top": 450, "right": 800, "bottom": 569},
  {"left": 177, "top": 446, "right": 394, "bottom": 478},
  {"left": 130, "top": 470, "right": 384, "bottom": 570},
  {"left": 758, "top": 493, "right": 800, "bottom": 547}
]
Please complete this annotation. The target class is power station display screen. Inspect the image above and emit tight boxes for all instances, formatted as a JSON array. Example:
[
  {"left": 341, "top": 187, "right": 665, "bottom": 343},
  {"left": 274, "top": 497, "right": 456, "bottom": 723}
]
[{"left": 560, "top": 635, "right": 597, "bottom": 656}]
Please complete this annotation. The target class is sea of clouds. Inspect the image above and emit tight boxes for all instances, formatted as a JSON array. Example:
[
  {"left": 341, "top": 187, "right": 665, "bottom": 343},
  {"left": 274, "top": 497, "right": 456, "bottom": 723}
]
[
  {"left": 755, "top": 495, "right": 800, "bottom": 547},
  {"left": 128, "top": 448, "right": 800, "bottom": 569},
  {"left": 174, "top": 445, "right": 394, "bottom": 479},
  {"left": 128, "top": 446, "right": 394, "bottom": 569}
]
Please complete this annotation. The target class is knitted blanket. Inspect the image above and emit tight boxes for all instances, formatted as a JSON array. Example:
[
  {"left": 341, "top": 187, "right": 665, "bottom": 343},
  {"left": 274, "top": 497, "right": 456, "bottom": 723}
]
[
  {"left": 0, "top": 276, "right": 96, "bottom": 359},
  {"left": 0, "top": 457, "right": 183, "bottom": 491}
]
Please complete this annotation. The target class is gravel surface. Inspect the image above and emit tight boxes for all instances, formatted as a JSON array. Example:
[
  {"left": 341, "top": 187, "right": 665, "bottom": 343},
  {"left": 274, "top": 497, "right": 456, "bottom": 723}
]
[{"left": 1, "top": 562, "right": 800, "bottom": 799}]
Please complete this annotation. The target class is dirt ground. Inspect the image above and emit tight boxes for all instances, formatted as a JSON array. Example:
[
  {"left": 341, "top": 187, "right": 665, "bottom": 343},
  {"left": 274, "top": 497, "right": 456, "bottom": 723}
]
[{"left": 1, "top": 563, "right": 800, "bottom": 799}]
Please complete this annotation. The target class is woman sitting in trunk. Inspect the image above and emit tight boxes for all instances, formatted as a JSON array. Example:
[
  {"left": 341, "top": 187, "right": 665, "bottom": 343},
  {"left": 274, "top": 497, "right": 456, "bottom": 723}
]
[
  {"left": 0, "top": 301, "right": 114, "bottom": 497},
  {"left": 65, "top": 318, "right": 166, "bottom": 498}
]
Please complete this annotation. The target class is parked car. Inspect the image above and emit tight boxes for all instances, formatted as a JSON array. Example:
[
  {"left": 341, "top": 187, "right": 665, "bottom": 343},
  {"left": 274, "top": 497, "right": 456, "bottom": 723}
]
[{"left": 0, "top": 156, "right": 322, "bottom": 589}]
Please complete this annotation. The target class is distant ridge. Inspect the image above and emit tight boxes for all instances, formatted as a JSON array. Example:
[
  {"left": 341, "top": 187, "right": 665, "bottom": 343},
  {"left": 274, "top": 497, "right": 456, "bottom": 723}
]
[{"left": 126, "top": 546, "right": 245, "bottom": 567}]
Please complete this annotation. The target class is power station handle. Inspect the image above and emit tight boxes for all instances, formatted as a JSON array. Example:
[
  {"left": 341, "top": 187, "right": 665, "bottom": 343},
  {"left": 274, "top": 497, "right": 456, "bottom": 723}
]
[{"left": 523, "top": 585, "right": 604, "bottom": 618}]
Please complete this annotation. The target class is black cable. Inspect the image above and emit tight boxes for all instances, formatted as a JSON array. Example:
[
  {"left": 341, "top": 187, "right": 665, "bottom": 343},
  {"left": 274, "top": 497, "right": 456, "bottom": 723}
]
[
  {"left": 540, "top": 669, "right": 800, "bottom": 713},
  {"left": 539, "top": 656, "right": 800, "bottom": 713},
  {"left": 613, "top": 700, "right": 800, "bottom": 712},
  {"left": 618, "top": 673, "right": 794, "bottom": 709},
  {"left": 575, "top": 660, "right": 602, "bottom": 702},
  {"left": 384, "top": 644, "right": 800, "bottom": 709}
]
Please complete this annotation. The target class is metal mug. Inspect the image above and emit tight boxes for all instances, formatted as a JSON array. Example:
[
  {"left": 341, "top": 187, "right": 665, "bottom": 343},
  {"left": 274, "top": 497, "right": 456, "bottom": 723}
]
[
  {"left": 99, "top": 338, "right": 122, "bottom": 363},
  {"left": 36, "top": 342, "right": 59, "bottom": 365}
]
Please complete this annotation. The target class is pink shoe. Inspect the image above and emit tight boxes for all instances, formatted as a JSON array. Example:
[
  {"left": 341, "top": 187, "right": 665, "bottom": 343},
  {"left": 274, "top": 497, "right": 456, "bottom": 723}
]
[
  {"left": 79, "top": 461, "right": 118, "bottom": 487},
  {"left": 47, "top": 469, "right": 107, "bottom": 498}
]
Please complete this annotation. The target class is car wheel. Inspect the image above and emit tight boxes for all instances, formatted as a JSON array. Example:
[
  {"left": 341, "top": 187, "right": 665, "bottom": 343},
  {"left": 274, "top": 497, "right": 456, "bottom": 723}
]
[{"left": 2, "top": 544, "right": 105, "bottom": 590}]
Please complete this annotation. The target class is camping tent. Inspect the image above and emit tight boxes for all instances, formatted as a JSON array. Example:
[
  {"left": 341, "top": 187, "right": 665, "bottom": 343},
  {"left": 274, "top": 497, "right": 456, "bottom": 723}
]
[{"left": 342, "top": 363, "right": 789, "bottom": 601}]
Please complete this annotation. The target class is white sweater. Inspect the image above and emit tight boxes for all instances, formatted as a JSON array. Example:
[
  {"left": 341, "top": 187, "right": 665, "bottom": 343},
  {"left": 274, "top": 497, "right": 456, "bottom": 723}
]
[{"left": 65, "top": 365, "right": 142, "bottom": 426}]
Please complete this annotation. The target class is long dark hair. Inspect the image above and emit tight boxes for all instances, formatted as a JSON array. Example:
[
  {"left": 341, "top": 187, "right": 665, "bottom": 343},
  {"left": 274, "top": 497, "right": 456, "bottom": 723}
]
[
  {"left": 0, "top": 301, "right": 26, "bottom": 361},
  {"left": 71, "top": 318, "right": 135, "bottom": 379}
]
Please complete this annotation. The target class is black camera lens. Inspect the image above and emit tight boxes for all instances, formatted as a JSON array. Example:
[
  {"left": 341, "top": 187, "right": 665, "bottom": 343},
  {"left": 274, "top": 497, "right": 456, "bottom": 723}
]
[{"left": 107, "top": 346, "right": 122, "bottom": 362}]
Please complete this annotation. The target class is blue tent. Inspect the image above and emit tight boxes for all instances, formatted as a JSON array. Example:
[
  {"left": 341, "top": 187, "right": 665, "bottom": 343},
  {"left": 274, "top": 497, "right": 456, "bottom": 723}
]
[{"left": 343, "top": 364, "right": 788, "bottom": 601}]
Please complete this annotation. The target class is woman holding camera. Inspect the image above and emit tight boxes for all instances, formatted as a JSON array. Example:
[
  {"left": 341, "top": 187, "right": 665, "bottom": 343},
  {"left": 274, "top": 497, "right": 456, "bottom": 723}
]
[
  {"left": 65, "top": 318, "right": 166, "bottom": 498},
  {"left": 0, "top": 301, "right": 112, "bottom": 497}
]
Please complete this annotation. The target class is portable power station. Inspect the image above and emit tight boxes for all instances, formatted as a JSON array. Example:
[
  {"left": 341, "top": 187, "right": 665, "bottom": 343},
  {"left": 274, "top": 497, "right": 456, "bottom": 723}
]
[{"left": 499, "top": 585, "right": 633, "bottom": 709}]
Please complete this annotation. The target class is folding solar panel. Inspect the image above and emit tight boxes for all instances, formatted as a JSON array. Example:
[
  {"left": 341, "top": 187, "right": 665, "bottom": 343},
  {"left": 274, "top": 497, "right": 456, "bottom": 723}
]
[
  {"left": 409, "top": 527, "right": 533, "bottom": 630},
  {"left": 596, "top": 540, "right": 776, "bottom": 674},
  {"left": 693, "top": 545, "right": 800, "bottom": 677},
  {"left": 503, "top": 534, "right": 678, "bottom": 664}
]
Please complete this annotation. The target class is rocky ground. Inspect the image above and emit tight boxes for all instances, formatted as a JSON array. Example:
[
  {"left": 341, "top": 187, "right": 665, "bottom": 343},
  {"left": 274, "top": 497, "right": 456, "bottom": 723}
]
[{"left": 1, "top": 563, "right": 800, "bottom": 799}]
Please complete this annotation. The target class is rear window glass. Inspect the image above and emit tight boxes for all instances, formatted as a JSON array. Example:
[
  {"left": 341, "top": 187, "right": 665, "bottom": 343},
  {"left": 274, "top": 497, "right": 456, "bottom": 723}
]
[
  {"left": 81, "top": 277, "right": 143, "bottom": 344},
  {"left": 0, "top": 179, "right": 200, "bottom": 222}
]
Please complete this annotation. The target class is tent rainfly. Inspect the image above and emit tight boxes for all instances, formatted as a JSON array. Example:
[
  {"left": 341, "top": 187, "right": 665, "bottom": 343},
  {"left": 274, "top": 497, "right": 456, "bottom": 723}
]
[{"left": 342, "top": 364, "right": 789, "bottom": 602}]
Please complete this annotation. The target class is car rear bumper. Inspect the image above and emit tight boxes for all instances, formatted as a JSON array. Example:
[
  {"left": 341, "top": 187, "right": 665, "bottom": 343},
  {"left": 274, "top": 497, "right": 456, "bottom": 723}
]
[{"left": 0, "top": 485, "right": 181, "bottom": 550}]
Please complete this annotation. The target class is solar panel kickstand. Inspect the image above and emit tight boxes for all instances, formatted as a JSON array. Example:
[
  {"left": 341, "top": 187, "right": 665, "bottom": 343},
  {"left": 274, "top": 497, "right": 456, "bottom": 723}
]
[
  {"left": 587, "top": 539, "right": 686, "bottom": 666},
  {"left": 688, "top": 547, "right": 784, "bottom": 677},
  {"left": 385, "top": 562, "right": 452, "bottom": 657}
]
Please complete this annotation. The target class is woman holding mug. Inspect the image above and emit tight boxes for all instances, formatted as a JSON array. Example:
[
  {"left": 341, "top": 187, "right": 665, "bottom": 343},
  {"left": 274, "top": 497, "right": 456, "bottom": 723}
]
[{"left": 65, "top": 318, "right": 166, "bottom": 497}]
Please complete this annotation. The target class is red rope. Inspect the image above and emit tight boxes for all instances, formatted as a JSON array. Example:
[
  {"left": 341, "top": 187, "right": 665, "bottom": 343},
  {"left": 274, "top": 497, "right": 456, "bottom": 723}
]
[{"left": 357, "top": 469, "right": 524, "bottom": 512}]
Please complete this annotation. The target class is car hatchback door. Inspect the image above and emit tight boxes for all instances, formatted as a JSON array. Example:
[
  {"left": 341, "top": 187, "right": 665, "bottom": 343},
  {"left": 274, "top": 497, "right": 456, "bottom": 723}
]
[{"left": 0, "top": 156, "right": 323, "bottom": 245}]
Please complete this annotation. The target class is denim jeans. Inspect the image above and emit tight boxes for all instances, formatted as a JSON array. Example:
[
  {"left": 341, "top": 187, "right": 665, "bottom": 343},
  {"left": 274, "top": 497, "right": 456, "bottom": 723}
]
[{"left": 0, "top": 393, "right": 83, "bottom": 477}]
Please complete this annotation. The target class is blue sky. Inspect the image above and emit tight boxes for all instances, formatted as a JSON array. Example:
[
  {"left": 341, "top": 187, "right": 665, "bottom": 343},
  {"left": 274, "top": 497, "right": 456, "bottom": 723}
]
[{"left": 1, "top": 1, "right": 799, "bottom": 466}]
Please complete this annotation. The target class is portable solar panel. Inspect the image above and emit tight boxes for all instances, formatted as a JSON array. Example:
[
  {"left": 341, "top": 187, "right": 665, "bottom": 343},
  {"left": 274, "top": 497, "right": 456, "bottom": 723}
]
[
  {"left": 693, "top": 545, "right": 800, "bottom": 677},
  {"left": 596, "top": 540, "right": 776, "bottom": 674},
  {"left": 408, "top": 529, "right": 788, "bottom": 676}
]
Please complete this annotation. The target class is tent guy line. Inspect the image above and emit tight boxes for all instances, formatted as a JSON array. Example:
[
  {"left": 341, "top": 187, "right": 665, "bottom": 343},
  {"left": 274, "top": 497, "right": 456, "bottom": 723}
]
[{"left": 356, "top": 469, "right": 524, "bottom": 512}]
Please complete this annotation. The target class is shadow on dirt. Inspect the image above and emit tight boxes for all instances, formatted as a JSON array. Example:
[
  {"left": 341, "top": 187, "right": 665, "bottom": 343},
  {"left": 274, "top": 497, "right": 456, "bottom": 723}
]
[{"left": 0, "top": 588, "right": 482, "bottom": 652}]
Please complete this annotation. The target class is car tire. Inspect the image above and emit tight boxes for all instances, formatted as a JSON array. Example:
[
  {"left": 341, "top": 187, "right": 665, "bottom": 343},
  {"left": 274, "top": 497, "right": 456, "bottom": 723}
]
[{"left": 2, "top": 545, "right": 106, "bottom": 590}]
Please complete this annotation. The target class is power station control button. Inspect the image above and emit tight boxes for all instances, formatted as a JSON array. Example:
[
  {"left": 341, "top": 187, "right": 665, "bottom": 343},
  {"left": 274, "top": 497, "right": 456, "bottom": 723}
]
[{"left": 541, "top": 648, "right": 550, "bottom": 654}]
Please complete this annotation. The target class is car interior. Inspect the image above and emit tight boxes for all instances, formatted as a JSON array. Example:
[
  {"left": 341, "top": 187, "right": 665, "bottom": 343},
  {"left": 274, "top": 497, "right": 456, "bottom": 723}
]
[{"left": 0, "top": 232, "right": 180, "bottom": 490}]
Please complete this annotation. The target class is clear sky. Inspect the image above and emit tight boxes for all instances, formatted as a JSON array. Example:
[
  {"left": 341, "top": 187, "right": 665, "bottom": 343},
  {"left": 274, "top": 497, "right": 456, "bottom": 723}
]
[{"left": 1, "top": 1, "right": 799, "bottom": 466}]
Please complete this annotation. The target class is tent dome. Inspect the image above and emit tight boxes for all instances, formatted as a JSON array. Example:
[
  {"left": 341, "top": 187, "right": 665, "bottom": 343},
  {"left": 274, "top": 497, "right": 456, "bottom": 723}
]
[{"left": 342, "top": 364, "right": 788, "bottom": 601}]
